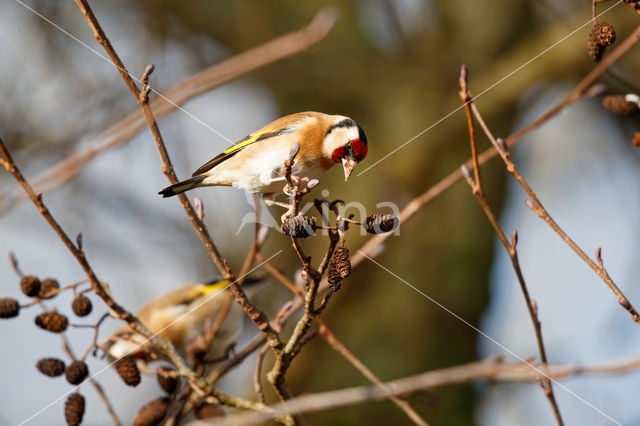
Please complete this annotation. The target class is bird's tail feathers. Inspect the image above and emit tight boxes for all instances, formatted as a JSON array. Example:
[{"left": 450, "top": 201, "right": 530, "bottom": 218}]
[{"left": 159, "top": 175, "right": 206, "bottom": 198}]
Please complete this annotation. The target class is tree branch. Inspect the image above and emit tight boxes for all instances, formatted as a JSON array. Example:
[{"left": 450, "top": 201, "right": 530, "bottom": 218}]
[
  {"left": 217, "top": 357, "right": 640, "bottom": 425},
  {"left": 318, "top": 322, "right": 429, "bottom": 426},
  {"left": 458, "top": 65, "right": 563, "bottom": 426},
  {"left": 464, "top": 69, "right": 640, "bottom": 325}
]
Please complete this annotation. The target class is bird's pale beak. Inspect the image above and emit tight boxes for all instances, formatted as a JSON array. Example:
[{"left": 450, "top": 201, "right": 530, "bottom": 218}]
[{"left": 342, "top": 158, "right": 357, "bottom": 181}]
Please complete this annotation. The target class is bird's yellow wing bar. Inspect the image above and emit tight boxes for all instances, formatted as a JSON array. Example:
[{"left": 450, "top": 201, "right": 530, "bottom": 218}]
[
  {"left": 201, "top": 280, "right": 229, "bottom": 295},
  {"left": 191, "top": 129, "right": 285, "bottom": 176},
  {"left": 222, "top": 132, "right": 265, "bottom": 154}
]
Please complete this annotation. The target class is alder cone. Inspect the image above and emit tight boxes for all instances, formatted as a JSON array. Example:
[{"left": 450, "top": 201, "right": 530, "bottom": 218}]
[
  {"left": 36, "top": 358, "right": 66, "bottom": 377},
  {"left": 71, "top": 295, "right": 93, "bottom": 317},
  {"left": 133, "top": 398, "right": 171, "bottom": 426},
  {"left": 65, "top": 361, "right": 89, "bottom": 385},
  {"left": 281, "top": 215, "right": 316, "bottom": 238},
  {"left": 64, "top": 393, "right": 85, "bottom": 426},
  {"left": 35, "top": 312, "right": 68, "bottom": 332},
  {"left": 115, "top": 356, "right": 141, "bottom": 387},
  {"left": 603, "top": 95, "right": 639, "bottom": 117},
  {"left": 39, "top": 278, "right": 60, "bottom": 299},
  {"left": 20, "top": 275, "right": 41, "bottom": 297},
  {"left": 0, "top": 298, "right": 20, "bottom": 318}
]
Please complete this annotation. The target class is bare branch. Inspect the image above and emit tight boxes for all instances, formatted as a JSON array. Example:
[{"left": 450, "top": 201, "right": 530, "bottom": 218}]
[
  {"left": 465, "top": 70, "right": 640, "bottom": 325},
  {"left": 218, "top": 357, "right": 640, "bottom": 425},
  {"left": 458, "top": 66, "right": 563, "bottom": 425},
  {"left": 318, "top": 322, "right": 429, "bottom": 426}
]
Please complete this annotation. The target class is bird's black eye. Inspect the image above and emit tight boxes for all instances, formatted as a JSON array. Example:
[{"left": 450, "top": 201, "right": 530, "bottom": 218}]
[{"left": 345, "top": 141, "right": 353, "bottom": 153}]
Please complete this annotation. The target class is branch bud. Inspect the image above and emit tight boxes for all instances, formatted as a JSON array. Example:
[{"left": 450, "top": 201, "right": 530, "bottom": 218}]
[
  {"left": 142, "top": 63, "right": 155, "bottom": 85},
  {"left": 307, "top": 179, "right": 319, "bottom": 190},
  {"left": 619, "top": 297, "right": 631, "bottom": 310},
  {"left": 595, "top": 247, "right": 603, "bottom": 264},
  {"left": 460, "top": 164, "right": 474, "bottom": 186},
  {"left": 496, "top": 138, "right": 509, "bottom": 155}
]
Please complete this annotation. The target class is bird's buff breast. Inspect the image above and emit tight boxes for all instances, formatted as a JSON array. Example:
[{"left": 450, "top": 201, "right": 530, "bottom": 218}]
[{"left": 203, "top": 144, "right": 332, "bottom": 193}]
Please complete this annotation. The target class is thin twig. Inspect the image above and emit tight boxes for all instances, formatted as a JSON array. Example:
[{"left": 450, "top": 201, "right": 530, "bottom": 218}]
[
  {"left": 80, "top": 312, "right": 111, "bottom": 361},
  {"left": 255, "top": 253, "right": 302, "bottom": 296},
  {"left": 466, "top": 76, "right": 640, "bottom": 325},
  {"left": 318, "top": 322, "right": 429, "bottom": 426},
  {"left": 458, "top": 65, "right": 563, "bottom": 426},
  {"left": 266, "top": 149, "right": 322, "bottom": 425},
  {"left": 255, "top": 343, "right": 271, "bottom": 404},
  {"left": 255, "top": 302, "right": 293, "bottom": 404}
]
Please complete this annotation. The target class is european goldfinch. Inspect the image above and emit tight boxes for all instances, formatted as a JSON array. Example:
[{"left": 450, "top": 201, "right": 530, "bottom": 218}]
[
  {"left": 159, "top": 112, "right": 368, "bottom": 197},
  {"left": 104, "top": 278, "right": 265, "bottom": 370}
]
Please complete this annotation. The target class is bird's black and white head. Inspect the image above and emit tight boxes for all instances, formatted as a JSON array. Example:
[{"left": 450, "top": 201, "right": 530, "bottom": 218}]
[{"left": 323, "top": 117, "right": 368, "bottom": 181}]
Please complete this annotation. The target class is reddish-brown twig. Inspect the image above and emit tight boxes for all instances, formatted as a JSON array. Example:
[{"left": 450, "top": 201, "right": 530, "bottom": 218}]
[
  {"left": 255, "top": 302, "right": 293, "bottom": 404},
  {"left": 255, "top": 253, "right": 302, "bottom": 296},
  {"left": 458, "top": 65, "right": 563, "bottom": 425},
  {"left": 318, "top": 322, "right": 429, "bottom": 426},
  {"left": 80, "top": 312, "right": 111, "bottom": 361},
  {"left": 465, "top": 74, "right": 640, "bottom": 325}
]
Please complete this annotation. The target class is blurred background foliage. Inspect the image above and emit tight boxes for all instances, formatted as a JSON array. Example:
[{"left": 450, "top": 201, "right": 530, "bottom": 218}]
[{"left": 3, "top": 0, "right": 640, "bottom": 424}]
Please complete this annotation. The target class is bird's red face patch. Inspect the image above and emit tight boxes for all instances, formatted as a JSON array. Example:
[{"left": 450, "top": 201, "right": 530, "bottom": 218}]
[
  {"left": 331, "top": 146, "right": 346, "bottom": 163},
  {"left": 351, "top": 139, "right": 368, "bottom": 161},
  {"left": 332, "top": 139, "right": 368, "bottom": 163}
]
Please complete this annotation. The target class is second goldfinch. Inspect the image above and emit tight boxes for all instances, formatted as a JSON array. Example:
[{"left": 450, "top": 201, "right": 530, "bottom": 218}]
[
  {"left": 104, "top": 278, "right": 265, "bottom": 370},
  {"left": 159, "top": 112, "right": 368, "bottom": 197}
]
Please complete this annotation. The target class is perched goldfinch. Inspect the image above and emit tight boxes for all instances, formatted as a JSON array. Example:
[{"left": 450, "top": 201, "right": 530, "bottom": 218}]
[
  {"left": 104, "top": 278, "right": 264, "bottom": 370},
  {"left": 159, "top": 112, "right": 368, "bottom": 197}
]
